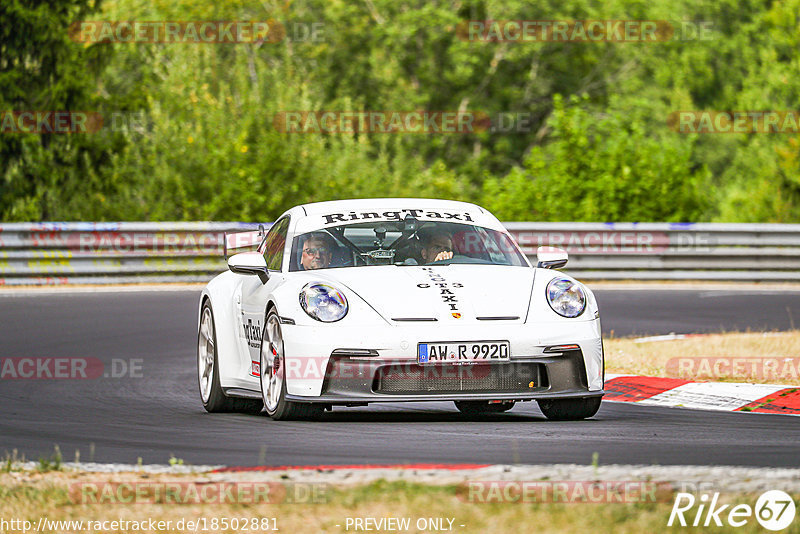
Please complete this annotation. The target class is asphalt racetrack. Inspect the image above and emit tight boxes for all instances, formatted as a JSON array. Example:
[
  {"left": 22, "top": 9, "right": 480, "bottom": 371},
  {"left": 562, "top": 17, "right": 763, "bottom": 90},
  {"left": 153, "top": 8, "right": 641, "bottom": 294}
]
[{"left": 1, "top": 287, "right": 799, "bottom": 467}]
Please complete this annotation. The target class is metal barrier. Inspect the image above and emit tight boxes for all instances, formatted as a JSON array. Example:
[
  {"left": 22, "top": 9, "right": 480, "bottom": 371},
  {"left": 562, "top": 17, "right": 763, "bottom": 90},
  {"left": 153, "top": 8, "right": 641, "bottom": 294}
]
[
  {"left": 0, "top": 222, "right": 799, "bottom": 285},
  {"left": 503, "top": 222, "right": 800, "bottom": 281},
  {"left": 0, "top": 222, "right": 260, "bottom": 285}
]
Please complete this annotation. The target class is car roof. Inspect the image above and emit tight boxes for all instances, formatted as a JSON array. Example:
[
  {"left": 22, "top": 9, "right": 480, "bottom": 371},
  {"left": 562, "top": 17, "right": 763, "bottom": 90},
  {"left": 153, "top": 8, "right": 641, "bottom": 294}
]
[{"left": 287, "top": 198, "right": 504, "bottom": 234}]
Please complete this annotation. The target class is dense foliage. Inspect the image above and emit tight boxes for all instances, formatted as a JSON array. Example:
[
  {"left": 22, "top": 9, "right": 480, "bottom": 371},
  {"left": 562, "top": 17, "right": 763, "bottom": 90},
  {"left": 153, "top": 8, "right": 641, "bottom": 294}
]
[{"left": 2, "top": 0, "right": 799, "bottom": 222}]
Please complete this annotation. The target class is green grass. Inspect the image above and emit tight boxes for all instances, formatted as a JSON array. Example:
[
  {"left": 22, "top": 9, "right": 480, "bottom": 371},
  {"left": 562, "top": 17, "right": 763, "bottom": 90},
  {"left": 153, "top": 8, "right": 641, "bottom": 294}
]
[
  {"left": 36, "top": 445, "right": 62, "bottom": 473},
  {"left": 1, "top": 472, "right": 799, "bottom": 533}
]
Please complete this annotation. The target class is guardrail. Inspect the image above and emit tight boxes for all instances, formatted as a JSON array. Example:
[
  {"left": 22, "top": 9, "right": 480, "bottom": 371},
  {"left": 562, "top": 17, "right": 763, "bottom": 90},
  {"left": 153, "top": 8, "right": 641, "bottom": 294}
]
[
  {"left": 503, "top": 222, "right": 800, "bottom": 281},
  {"left": 0, "top": 222, "right": 799, "bottom": 285},
  {"left": 0, "top": 222, "right": 260, "bottom": 285}
]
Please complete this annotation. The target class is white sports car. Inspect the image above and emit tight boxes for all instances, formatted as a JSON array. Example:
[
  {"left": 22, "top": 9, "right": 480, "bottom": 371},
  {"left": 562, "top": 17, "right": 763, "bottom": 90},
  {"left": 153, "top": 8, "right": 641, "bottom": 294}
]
[{"left": 197, "top": 199, "right": 604, "bottom": 420}]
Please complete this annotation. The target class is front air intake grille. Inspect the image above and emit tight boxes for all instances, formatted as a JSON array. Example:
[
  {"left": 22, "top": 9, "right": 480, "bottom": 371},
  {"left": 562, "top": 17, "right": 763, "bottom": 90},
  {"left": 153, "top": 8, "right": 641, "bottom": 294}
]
[{"left": 373, "top": 363, "right": 545, "bottom": 395}]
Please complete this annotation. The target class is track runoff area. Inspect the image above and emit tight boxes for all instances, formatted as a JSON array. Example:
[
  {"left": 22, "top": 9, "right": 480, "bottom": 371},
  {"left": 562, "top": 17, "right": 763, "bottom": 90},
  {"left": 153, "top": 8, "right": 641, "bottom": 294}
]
[{"left": 1, "top": 285, "right": 799, "bottom": 532}]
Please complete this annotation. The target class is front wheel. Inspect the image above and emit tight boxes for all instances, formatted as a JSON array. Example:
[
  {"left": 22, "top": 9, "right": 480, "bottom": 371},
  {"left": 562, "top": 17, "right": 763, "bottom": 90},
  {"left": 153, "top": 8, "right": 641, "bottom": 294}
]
[
  {"left": 261, "top": 310, "right": 323, "bottom": 421},
  {"left": 537, "top": 397, "right": 602, "bottom": 421}
]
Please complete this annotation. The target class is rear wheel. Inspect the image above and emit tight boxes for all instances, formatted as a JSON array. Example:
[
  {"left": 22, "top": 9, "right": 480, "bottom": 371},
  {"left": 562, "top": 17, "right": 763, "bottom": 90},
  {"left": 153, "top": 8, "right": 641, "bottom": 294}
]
[
  {"left": 454, "top": 400, "right": 515, "bottom": 415},
  {"left": 198, "top": 302, "right": 263, "bottom": 413},
  {"left": 261, "top": 310, "right": 323, "bottom": 421},
  {"left": 537, "top": 397, "right": 602, "bottom": 421}
]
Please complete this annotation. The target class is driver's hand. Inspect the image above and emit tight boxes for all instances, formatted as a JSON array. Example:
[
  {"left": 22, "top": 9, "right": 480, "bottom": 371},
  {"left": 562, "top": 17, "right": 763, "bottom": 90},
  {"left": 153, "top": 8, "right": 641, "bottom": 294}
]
[{"left": 434, "top": 250, "right": 453, "bottom": 262}]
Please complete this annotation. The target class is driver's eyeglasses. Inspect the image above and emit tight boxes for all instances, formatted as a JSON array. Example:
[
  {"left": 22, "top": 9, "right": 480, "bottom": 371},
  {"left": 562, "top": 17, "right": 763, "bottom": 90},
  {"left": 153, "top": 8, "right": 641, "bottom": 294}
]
[
  {"left": 429, "top": 245, "right": 452, "bottom": 253},
  {"left": 303, "top": 247, "right": 329, "bottom": 256}
]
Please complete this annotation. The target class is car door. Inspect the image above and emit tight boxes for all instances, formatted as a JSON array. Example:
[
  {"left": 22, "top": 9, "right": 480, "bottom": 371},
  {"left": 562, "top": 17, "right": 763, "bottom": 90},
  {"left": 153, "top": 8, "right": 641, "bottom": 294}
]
[{"left": 239, "top": 217, "right": 290, "bottom": 378}]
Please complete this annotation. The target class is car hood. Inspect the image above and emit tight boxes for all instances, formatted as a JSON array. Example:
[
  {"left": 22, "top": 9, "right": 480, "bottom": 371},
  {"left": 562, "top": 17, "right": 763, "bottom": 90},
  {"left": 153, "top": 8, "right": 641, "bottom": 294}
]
[{"left": 311, "top": 265, "right": 535, "bottom": 324}]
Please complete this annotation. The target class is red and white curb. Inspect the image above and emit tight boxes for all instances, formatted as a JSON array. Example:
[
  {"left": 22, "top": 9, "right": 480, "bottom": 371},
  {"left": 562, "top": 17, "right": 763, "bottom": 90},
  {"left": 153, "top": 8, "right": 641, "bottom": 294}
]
[{"left": 604, "top": 374, "right": 800, "bottom": 415}]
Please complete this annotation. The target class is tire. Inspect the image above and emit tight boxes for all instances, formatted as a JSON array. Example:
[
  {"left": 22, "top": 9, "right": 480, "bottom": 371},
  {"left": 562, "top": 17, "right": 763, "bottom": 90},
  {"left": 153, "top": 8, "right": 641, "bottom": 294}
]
[
  {"left": 261, "top": 310, "right": 323, "bottom": 421},
  {"left": 197, "top": 301, "right": 263, "bottom": 414},
  {"left": 454, "top": 400, "right": 515, "bottom": 415},
  {"left": 537, "top": 397, "right": 602, "bottom": 421}
]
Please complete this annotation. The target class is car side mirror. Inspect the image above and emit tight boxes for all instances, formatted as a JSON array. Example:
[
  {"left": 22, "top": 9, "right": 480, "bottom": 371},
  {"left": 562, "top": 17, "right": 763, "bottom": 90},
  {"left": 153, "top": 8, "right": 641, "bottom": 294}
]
[
  {"left": 228, "top": 252, "right": 269, "bottom": 284},
  {"left": 536, "top": 246, "right": 568, "bottom": 269}
]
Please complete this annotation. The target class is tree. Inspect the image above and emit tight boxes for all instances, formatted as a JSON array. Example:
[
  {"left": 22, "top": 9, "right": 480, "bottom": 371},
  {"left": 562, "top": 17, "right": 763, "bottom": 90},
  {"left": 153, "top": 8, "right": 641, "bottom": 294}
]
[
  {"left": 0, "top": 0, "right": 114, "bottom": 220},
  {"left": 482, "top": 95, "right": 710, "bottom": 221}
]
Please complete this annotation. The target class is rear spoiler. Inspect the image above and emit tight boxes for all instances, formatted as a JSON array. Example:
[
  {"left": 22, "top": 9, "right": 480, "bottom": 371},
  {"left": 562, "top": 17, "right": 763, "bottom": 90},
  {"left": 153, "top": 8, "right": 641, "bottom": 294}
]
[{"left": 224, "top": 224, "right": 267, "bottom": 260}]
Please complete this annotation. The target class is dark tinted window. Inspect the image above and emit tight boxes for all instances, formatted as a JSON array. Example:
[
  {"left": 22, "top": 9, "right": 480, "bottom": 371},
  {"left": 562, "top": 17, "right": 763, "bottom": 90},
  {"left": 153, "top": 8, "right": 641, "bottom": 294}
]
[
  {"left": 263, "top": 217, "right": 290, "bottom": 271},
  {"left": 288, "top": 221, "right": 528, "bottom": 271}
]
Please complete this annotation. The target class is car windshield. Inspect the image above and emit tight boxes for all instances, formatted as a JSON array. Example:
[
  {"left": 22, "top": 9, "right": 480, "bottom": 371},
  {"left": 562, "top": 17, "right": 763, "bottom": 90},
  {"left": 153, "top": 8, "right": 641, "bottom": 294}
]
[{"left": 289, "top": 220, "right": 528, "bottom": 271}]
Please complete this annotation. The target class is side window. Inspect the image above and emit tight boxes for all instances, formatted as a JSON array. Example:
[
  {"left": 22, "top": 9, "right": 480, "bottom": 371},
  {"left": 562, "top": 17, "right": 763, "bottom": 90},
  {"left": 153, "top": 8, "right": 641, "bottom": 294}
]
[{"left": 263, "top": 217, "right": 290, "bottom": 271}]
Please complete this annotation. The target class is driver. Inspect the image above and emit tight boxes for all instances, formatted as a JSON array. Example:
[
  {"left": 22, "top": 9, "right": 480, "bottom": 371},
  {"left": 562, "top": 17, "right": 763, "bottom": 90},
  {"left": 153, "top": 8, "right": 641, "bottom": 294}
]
[
  {"left": 419, "top": 228, "right": 454, "bottom": 264},
  {"left": 300, "top": 232, "right": 335, "bottom": 270}
]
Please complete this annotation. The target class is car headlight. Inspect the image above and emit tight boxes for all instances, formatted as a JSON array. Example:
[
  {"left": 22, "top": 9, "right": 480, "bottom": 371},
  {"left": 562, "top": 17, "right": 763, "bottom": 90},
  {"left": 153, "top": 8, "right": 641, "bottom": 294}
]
[
  {"left": 546, "top": 277, "right": 586, "bottom": 318},
  {"left": 299, "top": 283, "right": 348, "bottom": 322}
]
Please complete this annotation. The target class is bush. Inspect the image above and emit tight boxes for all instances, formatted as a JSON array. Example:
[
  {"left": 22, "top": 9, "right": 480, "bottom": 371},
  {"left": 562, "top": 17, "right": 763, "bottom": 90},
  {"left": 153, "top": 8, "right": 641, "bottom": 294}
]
[{"left": 482, "top": 95, "right": 711, "bottom": 221}]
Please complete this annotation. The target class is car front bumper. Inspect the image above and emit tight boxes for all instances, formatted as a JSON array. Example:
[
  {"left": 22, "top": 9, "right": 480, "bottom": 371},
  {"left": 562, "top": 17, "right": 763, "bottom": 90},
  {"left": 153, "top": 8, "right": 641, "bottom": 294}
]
[{"left": 280, "top": 319, "right": 603, "bottom": 401}]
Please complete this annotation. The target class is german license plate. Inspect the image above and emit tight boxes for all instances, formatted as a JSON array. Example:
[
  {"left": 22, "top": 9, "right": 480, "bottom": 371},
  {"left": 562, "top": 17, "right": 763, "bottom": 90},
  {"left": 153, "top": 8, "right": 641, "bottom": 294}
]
[{"left": 417, "top": 341, "right": 510, "bottom": 364}]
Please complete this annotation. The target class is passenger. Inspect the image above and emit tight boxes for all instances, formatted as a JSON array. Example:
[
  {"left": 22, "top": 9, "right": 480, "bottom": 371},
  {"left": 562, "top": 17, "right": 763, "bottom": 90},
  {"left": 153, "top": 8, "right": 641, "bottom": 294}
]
[{"left": 419, "top": 228, "right": 454, "bottom": 263}]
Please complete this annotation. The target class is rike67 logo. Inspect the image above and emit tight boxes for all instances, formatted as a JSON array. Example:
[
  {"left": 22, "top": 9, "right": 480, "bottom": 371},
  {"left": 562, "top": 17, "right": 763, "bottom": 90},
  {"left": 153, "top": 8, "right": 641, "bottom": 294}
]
[{"left": 668, "top": 490, "right": 796, "bottom": 531}]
